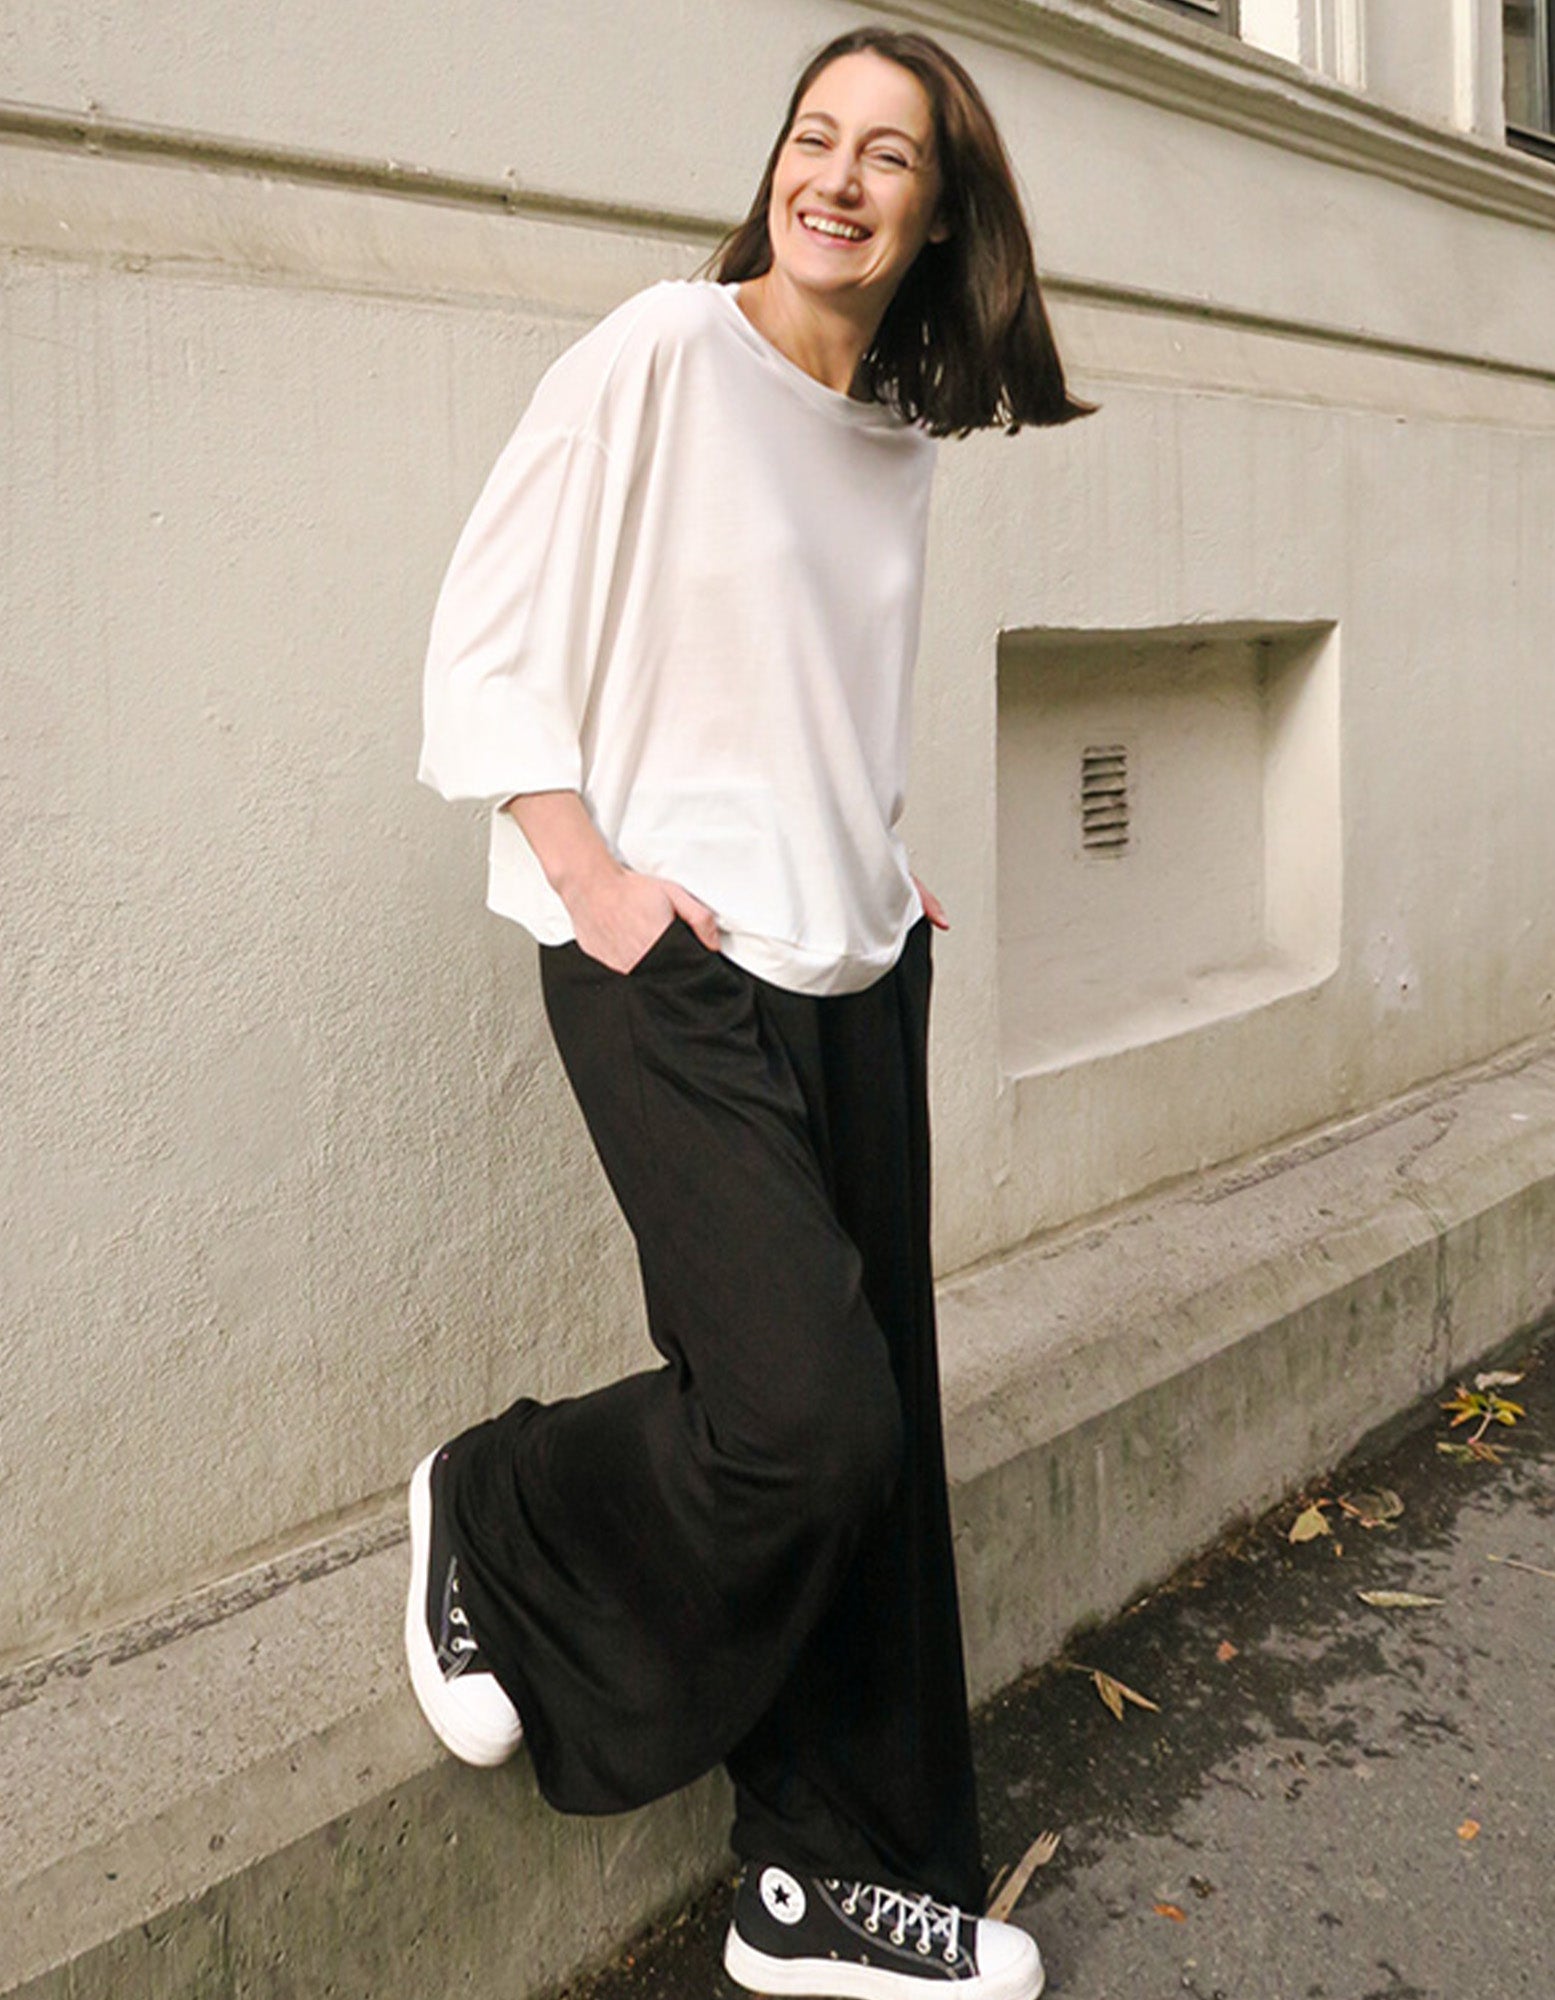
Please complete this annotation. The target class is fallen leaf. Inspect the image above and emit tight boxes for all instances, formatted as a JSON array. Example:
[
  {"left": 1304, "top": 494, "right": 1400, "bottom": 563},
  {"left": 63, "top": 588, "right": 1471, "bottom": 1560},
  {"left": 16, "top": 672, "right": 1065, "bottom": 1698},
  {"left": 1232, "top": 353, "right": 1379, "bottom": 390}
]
[
  {"left": 1442, "top": 1386, "right": 1525, "bottom": 1430},
  {"left": 1153, "top": 1902, "right": 1187, "bottom": 1922},
  {"left": 1457, "top": 1818, "right": 1481, "bottom": 1841},
  {"left": 1356, "top": 1589, "right": 1444, "bottom": 1608},
  {"left": 1475, "top": 1370, "right": 1524, "bottom": 1390},
  {"left": 1215, "top": 1640, "right": 1239, "bottom": 1663},
  {"left": 1289, "top": 1502, "right": 1333, "bottom": 1543},
  {"left": 1486, "top": 1554, "right": 1555, "bottom": 1581},
  {"left": 1092, "top": 1668, "right": 1161, "bottom": 1719},
  {"left": 1338, "top": 1487, "right": 1404, "bottom": 1529}
]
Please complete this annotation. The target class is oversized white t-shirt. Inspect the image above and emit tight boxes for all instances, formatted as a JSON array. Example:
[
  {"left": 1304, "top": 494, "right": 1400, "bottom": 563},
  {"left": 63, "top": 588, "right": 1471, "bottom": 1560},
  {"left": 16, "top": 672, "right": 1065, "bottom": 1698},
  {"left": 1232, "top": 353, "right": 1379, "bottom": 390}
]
[{"left": 418, "top": 278, "right": 938, "bottom": 996}]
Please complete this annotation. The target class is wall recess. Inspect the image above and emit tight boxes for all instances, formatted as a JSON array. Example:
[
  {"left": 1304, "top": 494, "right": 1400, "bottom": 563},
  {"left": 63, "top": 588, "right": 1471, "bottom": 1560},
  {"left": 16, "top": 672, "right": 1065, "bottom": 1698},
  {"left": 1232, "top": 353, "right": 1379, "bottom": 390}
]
[{"left": 997, "top": 620, "right": 1341, "bottom": 1076}]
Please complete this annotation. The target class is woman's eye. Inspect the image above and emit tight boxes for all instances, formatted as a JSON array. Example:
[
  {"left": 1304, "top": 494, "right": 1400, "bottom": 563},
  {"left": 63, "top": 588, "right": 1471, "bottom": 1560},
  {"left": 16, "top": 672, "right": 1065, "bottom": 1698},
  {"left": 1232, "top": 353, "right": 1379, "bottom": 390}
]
[
  {"left": 793, "top": 132, "right": 827, "bottom": 150},
  {"left": 872, "top": 151, "right": 909, "bottom": 169}
]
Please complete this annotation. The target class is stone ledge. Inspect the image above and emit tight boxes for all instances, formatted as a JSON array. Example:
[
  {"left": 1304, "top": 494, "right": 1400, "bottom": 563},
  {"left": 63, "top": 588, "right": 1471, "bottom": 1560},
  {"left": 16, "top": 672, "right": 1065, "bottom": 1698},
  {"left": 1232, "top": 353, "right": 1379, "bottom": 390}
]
[
  {"left": 5, "top": 1034, "right": 1553, "bottom": 1998},
  {"left": 941, "top": 1037, "right": 1555, "bottom": 1698}
]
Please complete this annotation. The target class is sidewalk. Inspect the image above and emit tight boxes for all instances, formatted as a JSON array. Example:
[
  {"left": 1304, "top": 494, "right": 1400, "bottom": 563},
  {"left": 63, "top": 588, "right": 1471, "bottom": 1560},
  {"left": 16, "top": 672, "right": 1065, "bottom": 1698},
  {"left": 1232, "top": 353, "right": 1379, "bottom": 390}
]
[{"left": 562, "top": 1322, "right": 1554, "bottom": 2000}]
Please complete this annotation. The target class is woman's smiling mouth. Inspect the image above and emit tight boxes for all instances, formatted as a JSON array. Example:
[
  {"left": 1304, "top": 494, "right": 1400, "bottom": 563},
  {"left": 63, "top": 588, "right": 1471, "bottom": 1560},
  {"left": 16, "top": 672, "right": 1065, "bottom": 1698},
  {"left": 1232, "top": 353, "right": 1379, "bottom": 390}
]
[{"left": 799, "top": 211, "right": 872, "bottom": 243}]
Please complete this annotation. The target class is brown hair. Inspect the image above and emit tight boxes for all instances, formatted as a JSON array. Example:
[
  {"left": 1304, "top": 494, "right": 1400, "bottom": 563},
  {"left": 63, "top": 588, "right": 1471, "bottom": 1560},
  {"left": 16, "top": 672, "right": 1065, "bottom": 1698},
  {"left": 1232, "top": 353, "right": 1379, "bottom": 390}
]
[{"left": 705, "top": 25, "right": 1099, "bottom": 438}]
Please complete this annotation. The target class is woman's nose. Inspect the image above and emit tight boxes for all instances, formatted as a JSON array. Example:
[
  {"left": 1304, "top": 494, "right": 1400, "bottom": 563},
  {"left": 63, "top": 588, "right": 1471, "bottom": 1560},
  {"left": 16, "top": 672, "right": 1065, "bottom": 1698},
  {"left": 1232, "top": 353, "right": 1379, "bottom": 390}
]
[{"left": 817, "top": 149, "right": 864, "bottom": 203}]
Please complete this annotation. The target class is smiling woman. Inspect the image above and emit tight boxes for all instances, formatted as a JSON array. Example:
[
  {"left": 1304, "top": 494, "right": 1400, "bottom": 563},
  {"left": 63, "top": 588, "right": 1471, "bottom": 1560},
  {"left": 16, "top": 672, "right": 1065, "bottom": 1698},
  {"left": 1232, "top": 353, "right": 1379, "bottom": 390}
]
[
  {"left": 712, "top": 27, "right": 1096, "bottom": 435},
  {"left": 412, "top": 25, "right": 1093, "bottom": 2000},
  {"left": 736, "top": 52, "right": 953, "bottom": 389}
]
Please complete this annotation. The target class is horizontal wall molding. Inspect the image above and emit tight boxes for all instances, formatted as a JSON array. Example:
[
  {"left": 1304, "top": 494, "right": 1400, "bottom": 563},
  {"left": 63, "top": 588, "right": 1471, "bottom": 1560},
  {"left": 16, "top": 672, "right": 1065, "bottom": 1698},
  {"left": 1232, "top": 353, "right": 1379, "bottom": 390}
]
[
  {"left": 0, "top": 98, "right": 731, "bottom": 247},
  {"left": 1060, "top": 273, "right": 1555, "bottom": 392},
  {"left": 5, "top": 134, "right": 1553, "bottom": 417}
]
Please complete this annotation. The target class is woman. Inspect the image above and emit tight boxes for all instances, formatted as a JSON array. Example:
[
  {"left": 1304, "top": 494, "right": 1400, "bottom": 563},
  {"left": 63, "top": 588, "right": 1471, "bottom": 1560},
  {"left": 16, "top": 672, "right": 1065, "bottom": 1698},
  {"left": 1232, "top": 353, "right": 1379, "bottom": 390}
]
[{"left": 411, "top": 26, "right": 1094, "bottom": 2000}]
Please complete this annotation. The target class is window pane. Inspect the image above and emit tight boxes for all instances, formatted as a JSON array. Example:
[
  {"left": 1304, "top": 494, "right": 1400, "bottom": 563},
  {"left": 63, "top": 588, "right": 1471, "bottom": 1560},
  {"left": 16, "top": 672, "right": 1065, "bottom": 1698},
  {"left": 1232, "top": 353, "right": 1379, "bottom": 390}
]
[{"left": 1505, "top": 0, "right": 1553, "bottom": 131}]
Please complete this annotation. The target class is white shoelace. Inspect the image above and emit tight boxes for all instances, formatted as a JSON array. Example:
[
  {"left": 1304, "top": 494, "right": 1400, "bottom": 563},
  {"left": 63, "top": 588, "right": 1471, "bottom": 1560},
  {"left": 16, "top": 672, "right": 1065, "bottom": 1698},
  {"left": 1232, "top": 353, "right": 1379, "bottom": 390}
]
[{"left": 827, "top": 1881, "right": 965, "bottom": 1963}]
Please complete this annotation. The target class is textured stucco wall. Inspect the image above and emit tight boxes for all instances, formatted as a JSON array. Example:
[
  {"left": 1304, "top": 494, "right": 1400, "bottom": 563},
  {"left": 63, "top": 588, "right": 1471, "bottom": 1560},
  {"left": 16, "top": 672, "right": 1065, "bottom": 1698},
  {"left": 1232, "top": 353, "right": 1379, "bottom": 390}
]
[{"left": 3, "top": 0, "right": 1554, "bottom": 1663}]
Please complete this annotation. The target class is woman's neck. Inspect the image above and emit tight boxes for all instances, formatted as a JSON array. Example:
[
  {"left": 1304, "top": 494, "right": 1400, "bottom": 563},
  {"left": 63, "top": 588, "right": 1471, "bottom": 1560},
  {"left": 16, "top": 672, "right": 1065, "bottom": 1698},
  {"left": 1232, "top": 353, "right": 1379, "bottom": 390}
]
[{"left": 734, "top": 272, "right": 881, "bottom": 399}]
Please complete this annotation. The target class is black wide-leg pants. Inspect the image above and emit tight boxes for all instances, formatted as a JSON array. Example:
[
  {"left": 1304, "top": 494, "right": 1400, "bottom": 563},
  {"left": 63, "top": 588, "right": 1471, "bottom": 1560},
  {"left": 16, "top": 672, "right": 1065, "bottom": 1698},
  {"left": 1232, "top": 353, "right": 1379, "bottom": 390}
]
[{"left": 440, "top": 914, "right": 985, "bottom": 1910}]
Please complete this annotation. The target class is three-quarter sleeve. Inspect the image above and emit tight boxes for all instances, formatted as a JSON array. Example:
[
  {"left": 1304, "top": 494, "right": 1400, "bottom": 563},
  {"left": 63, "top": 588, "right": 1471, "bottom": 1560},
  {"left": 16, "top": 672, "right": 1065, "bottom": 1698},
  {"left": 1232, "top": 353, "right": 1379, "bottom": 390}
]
[{"left": 417, "top": 422, "right": 616, "bottom": 804}]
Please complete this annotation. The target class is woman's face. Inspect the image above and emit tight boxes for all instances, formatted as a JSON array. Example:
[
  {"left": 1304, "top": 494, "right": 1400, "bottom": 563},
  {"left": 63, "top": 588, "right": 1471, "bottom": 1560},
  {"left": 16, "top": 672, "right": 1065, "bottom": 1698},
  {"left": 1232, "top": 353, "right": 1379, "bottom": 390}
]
[{"left": 766, "top": 51, "right": 948, "bottom": 316}]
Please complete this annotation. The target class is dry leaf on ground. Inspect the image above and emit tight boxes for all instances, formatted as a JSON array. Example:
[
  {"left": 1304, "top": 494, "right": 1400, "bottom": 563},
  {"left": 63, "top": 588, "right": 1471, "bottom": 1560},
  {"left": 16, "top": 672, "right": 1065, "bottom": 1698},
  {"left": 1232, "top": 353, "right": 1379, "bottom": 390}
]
[
  {"left": 1338, "top": 1487, "right": 1404, "bottom": 1529},
  {"left": 1442, "top": 1386, "right": 1525, "bottom": 1428},
  {"left": 1438, "top": 1438, "right": 1510, "bottom": 1463},
  {"left": 1486, "top": 1554, "right": 1555, "bottom": 1581},
  {"left": 1092, "top": 1668, "right": 1161, "bottom": 1719},
  {"left": 1289, "top": 1502, "right": 1333, "bottom": 1543},
  {"left": 1153, "top": 1902, "right": 1187, "bottom": 1922},
  {"left": 1356, "top": 1589, "right": 1444, "bottom": 1608}
]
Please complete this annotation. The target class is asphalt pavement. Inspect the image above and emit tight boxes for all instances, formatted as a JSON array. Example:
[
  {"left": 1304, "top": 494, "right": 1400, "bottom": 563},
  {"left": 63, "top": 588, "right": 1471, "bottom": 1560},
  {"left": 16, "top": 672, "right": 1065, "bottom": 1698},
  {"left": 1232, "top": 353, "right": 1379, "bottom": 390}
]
[{"left": 560, "top": 1320, "right": 1554, "bottom": 2000}]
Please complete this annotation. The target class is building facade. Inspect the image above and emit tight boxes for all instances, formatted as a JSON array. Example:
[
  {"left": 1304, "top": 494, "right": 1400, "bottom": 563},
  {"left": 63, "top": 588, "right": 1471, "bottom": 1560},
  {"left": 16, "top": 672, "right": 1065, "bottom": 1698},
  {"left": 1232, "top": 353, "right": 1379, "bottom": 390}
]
[{"left": 2, "top": 2, "right": 1553, "bottom": 1989}]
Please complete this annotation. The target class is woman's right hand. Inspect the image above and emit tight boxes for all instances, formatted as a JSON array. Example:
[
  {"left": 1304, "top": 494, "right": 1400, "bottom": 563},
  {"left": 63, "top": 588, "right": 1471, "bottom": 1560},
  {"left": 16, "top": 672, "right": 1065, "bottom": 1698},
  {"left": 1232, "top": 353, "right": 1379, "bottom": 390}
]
[
  {"left": 566, "top": 861, "right": 720, "bottom": 974},
  {"left": 503, "top": 790, "right": 719, "bottom": 972}
]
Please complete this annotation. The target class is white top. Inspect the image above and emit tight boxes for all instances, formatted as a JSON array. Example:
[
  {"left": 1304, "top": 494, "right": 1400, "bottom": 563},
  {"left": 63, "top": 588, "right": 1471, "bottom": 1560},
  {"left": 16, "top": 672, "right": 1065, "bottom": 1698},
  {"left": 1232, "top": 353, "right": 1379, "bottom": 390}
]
[{"left": 418, "top": 278, "right": 938, "bottom": 996}]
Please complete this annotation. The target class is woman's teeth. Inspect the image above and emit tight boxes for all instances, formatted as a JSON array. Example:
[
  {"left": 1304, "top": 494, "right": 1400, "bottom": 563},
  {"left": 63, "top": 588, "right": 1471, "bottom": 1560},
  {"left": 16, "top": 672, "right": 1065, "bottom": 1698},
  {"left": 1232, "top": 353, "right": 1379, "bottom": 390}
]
[{"left": 802, "top": 214, "right": 869, "bottom": 241}]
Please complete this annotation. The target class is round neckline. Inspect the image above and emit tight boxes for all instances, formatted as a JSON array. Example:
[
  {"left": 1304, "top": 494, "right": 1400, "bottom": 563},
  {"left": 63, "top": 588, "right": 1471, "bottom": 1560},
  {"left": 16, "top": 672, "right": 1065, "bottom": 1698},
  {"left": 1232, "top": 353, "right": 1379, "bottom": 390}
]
[{"left": 707, "top": 281, "right": 904, "bottom": 430}]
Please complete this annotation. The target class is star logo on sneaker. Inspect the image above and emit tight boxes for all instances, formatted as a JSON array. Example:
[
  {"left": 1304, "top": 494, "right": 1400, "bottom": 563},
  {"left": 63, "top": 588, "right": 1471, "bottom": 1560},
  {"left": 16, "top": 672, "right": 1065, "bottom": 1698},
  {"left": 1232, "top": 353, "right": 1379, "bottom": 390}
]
[{"left": 759, "top": 1866, "right": 806, "bottom": 1925}]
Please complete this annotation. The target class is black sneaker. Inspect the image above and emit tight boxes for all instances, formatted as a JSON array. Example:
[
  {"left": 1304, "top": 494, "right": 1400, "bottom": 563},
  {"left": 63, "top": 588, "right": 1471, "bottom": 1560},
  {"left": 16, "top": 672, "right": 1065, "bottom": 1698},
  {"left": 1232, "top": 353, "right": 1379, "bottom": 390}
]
[
  {"left": 723, "top": 1866, "right": 1044, "bottom": 2000},
  {"left": 404, "top": 1447, "right": 523, "bottom": 1766}
]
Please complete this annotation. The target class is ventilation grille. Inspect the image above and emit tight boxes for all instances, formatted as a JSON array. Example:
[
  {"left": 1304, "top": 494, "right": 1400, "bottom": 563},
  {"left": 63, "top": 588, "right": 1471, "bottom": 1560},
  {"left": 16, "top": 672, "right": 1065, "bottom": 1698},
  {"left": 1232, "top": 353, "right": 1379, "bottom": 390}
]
[{"left": 1081, "top": 745, "right": 1129, "bottom": 855}]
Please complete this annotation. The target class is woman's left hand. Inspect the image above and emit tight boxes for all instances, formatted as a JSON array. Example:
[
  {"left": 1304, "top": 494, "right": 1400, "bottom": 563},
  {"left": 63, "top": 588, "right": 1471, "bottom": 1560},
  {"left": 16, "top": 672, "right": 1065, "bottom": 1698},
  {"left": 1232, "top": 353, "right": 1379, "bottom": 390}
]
[{"left": 911, "top": 874, "right": 949, "bottom": 930}]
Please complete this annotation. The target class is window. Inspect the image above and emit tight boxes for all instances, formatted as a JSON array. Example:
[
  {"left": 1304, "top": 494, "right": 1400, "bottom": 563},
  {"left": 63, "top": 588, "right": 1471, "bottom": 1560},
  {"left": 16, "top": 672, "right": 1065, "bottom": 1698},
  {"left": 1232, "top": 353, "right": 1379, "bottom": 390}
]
[
  {"left": 1506, "top": 0, "right": 1555, "bottom": 156},
  {"left": 1148, "top": 0, "right": 1241, "bottom": 28}
]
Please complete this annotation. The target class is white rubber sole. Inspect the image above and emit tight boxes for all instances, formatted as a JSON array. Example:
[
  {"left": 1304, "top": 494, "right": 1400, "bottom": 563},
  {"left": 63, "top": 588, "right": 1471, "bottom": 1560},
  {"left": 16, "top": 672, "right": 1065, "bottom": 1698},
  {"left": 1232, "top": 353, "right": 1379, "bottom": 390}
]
[
  {"left": 404, "top": 1450, "right": 523, "bottom": 1767},
  {"left": 723, "top": 1928, "right": 1045, "bottom": 2000}
]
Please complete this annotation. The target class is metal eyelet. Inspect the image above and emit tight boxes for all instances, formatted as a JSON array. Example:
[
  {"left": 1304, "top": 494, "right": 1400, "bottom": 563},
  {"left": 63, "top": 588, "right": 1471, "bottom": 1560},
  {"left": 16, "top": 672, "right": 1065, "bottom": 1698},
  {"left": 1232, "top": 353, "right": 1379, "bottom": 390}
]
[
  {"left": 890, "top": 1929, "right": 905, "bottom": 1947},
  {"left": 917, "top": 1938, "right": 933, "bottom": 1956},
  {"left": 864, "top": 1917, "right": 880, "bottom": 1934}
]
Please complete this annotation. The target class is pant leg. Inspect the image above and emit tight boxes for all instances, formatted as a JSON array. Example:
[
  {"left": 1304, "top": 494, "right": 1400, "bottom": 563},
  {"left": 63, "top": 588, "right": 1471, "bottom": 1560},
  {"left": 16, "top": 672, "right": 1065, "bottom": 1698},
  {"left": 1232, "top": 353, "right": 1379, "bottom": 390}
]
[
  {"left": 441, "top": 917, "right": 905, "bottom": 1813},
  {"left": 726, "top": 919, "right": 987, "bottom": 1912},
  {"left": 441, "top": 915, "right": 983, "bottom": 1907}
]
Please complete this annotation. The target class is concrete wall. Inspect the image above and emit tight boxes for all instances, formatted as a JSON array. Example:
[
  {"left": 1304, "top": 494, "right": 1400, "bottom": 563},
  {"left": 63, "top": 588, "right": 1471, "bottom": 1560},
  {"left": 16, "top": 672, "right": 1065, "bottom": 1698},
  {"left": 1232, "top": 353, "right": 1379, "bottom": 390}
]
[{"left": 4, "top": 0, "right": 1554, "bottom": 1668}]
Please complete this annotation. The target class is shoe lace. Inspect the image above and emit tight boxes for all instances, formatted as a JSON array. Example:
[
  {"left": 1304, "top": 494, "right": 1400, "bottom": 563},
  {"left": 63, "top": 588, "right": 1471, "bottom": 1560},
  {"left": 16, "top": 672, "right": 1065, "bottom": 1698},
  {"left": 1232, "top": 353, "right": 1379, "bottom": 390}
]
[{"left": 826, "top": 1880, "right": 964, "bottom": 1963}]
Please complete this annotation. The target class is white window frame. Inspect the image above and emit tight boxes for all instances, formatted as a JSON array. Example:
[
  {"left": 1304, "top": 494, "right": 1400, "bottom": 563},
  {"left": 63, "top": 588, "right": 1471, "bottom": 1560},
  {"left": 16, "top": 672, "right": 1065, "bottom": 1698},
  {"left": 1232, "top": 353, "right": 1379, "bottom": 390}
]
[{"left": 1238, "top": 0, "right": 1366, "bottom": 88}]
